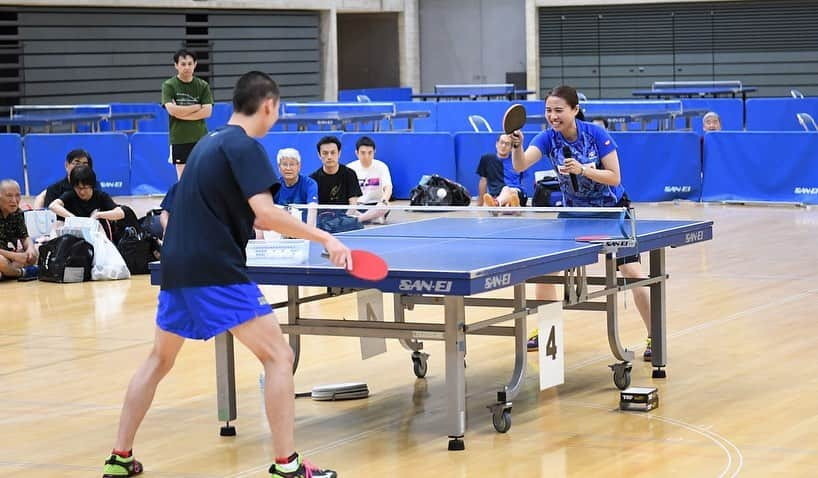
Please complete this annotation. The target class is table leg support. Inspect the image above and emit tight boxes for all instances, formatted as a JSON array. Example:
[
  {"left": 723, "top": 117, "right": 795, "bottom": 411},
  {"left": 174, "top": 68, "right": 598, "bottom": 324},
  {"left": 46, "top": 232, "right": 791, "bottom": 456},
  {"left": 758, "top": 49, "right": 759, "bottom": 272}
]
[
  {"left": 445, "top": 295, "right": 466, "bottom": 450},
  {"left": 287, "top": 285, "right": 301, "bottom": 374},
  {"left": 649, "top": 248, "right": 668, "bottom": 378},
  {"left": 606, "top": 254, "right": 635, "bottom": 363},
  {"left": 215, "top": 332, "right": 237, "bottom": 436}
]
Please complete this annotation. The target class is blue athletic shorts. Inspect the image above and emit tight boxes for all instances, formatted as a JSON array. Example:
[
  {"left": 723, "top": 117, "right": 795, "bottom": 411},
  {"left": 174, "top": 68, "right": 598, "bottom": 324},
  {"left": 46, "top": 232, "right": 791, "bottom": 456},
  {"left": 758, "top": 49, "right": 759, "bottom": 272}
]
[{"left": 156, "top": 283, "right": 273, "bottom": 340}]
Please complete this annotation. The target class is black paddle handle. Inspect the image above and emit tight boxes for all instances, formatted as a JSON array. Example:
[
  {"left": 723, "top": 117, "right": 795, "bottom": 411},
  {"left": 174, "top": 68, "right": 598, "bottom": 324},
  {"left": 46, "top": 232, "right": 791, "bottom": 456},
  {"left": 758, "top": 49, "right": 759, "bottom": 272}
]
[{"left": 562, "top": 145, "right": 579, "bottom": 192}]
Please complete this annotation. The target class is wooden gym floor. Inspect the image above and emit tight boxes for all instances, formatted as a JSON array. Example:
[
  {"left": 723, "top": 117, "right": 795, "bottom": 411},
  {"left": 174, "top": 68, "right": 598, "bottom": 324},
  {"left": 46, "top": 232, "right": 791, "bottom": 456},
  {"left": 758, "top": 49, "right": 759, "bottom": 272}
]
[{"left": 1, "top": 201, "right": 817, "bottom": 477}]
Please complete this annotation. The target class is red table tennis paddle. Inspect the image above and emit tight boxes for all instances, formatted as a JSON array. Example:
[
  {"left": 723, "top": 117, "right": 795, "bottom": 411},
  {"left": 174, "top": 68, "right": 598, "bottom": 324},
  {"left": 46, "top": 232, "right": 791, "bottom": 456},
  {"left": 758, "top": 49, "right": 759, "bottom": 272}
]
[
  {"left": 323, "top": 249, "right": 389, "bottom": 281},
  {"left": 347, "top": 250, "right": 388, "bottom": 281},
  {"left": 576, "top": 235, "right": 612, "bottom": 242}
]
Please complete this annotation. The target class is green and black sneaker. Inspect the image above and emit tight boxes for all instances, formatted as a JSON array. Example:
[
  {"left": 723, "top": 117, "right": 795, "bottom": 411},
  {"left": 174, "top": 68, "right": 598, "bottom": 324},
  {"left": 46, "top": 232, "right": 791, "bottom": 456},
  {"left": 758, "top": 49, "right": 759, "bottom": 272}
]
[
  {"left": 269, "top": 455, "right": 337, "bottom": 478},
  {"left": 102, "top": 452, "right": 143, "bottom": 477}
]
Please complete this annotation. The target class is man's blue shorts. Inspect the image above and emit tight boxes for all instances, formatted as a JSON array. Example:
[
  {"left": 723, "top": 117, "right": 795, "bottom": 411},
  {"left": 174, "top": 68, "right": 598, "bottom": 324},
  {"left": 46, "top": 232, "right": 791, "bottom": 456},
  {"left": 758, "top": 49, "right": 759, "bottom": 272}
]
[{"left": 157, "top": 283, "right": 273, "bottom": 340}]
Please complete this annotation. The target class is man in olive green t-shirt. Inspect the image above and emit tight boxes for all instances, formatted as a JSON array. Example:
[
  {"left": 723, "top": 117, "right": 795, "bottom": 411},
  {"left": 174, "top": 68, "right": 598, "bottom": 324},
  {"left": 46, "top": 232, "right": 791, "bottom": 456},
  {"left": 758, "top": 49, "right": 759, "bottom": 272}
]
[{"left": 162, "top": 49, "right": 214, "bottom": 179}]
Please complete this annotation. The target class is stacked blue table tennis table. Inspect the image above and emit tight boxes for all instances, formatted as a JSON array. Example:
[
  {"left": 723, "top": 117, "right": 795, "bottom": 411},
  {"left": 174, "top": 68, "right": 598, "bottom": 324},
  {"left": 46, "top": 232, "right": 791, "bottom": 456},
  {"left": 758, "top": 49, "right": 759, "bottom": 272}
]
[
  {"left": 632, "top": 81, "right": 757, "bottom": 126},
  {"left": 150, "top": 214, "right": 713, "bottom": 450},
  {"left": 0, "top": 111, "right": 156, "bottom": 133},
  {"left": 278, "top": 102, "right": 430, "bottom": 132},
  {"left": 413, "top": 83, "right": 535, "bottom": 101},
  {"left": 527, "top": 99, "right": 708, "bottom": 131}
]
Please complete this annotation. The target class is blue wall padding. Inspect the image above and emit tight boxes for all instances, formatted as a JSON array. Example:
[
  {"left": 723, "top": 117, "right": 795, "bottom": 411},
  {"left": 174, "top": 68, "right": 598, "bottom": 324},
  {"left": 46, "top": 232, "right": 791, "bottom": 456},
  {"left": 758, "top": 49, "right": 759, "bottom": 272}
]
[
  {"left": 130, "top": 132, "right": 177, "bottom": 195},
  {"left": 746, "top": 98, "right": 818, "bottom": 131},
  {"left": 0, "top": 134, "right": 25, "bottom": 191},
  {"left": 702, "top": 132, "right": 818, "bottom": 204},
  {"left": 611, "top": 132, "right": 701, "bottom": 202},
  {"left": 25, "top": 133, "right": 130, "bottom": 196}
]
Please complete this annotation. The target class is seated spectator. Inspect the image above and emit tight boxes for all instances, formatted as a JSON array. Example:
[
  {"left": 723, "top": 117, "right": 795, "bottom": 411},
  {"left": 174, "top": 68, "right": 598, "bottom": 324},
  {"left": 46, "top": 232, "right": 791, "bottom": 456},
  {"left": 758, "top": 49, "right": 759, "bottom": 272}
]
[
  {"left": 33, "top": 148, "right": 98, "bottom": 209},
  {"left": 347, "top": 136, "right": 392, "bottom": 224},
  {"left": 49, "top": 165, "right": 126, "bottom": 230},
  {"left": 309, "top": 135, "right": 362, "bottom": 202},
  {"left": 309, "top": 136, "right": 364, "bottom": 232},
  {"left": 310, "top": 136, "right": 362, "bottom": 204},
  {"left": 703, "top": 111, "right": 722, "bottom": 132},
  {"left": 0, "top": 179, "right": 39, "bottom": 280},
  {"left": 273, "top": 148, "right": 318, "bottom": 227},
  {"left": 477, "top": 133, "right": 535, "bottom": 208},
  {"left": 159, "top": 182, "right": 177, "bottom": 235}
]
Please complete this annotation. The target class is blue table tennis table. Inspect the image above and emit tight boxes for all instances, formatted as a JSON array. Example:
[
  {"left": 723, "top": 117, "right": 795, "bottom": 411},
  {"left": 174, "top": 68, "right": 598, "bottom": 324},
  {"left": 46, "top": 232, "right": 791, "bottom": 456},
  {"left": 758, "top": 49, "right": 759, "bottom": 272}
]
[
  {"left": 276, "top": 110, "right": 430, "bottom": 132},
  {"left": 0, "top": 111, "right": 156, "bottom": 133},
  {"left": 632, "top": 83, "right": 757, "bottom": 126},
  {"left": 149, "top": 215, "right": 713, "bottom": 450},
  {"left": 412, "top": 90, "right": 535, "bottom": 101},
  {"left": 632, "top": 85, "right": 757, "bottom": 100},
  {"left": 413, "top": 83, "right": 535, "bottom": 101},
  {"left": 527, "top": 108, "right": 708, "bottom": 131}
]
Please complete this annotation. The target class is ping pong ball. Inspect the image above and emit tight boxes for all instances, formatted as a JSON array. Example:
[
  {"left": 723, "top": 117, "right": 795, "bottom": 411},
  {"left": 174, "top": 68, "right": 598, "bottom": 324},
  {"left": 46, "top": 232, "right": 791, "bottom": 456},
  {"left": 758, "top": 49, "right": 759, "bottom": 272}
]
[{"left": 436, "top": 188, "right": 447, "bottom": 198}]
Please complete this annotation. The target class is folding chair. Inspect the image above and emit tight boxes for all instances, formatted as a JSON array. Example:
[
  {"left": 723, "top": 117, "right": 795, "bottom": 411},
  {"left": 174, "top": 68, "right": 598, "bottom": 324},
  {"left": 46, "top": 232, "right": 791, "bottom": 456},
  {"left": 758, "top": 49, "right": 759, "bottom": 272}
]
[
  {"left": 796, "top": 112, "right": 817, "bottom": 131},
  {"left": 468, "top": 115, "right": 492, "bottom": 132}
]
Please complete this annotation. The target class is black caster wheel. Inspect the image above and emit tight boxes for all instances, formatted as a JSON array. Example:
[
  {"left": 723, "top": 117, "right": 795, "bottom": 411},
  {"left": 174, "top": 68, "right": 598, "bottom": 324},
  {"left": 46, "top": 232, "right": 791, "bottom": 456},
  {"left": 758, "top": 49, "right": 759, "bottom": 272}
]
[
  {"left": 412, "top": 358, "right": 428, "bottom": 378},
  {"left": 652, "top": 368, "right": 667, "bottom": 378},
  {"left": 613, "top": 368, "right": 631, "bottom": 390},
  {"left": 220, "top": 424, "right": 236, "bottom": 436},
  {"left": 492, "top": 409, "right": 512, "bottom": 433}
]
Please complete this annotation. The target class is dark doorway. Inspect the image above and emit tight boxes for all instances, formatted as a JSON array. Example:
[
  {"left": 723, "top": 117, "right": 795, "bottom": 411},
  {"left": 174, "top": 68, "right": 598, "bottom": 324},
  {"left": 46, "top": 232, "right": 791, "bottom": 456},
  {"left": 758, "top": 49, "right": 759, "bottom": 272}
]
[{"left": 338, "top": 13, "right": 400, "bottom": 90}]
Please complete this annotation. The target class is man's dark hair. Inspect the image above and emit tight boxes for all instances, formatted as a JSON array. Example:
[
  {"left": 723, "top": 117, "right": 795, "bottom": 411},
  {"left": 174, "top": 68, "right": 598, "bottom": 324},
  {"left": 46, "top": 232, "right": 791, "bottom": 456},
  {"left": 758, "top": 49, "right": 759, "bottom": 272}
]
[
  {"left": 232, "top": 71, "right": 280, "bottom": 116},
  {"left": 65, "top": 148, "right": 93, "bottom": 169},
  {"left": 316, "top": 136, "right": 342, "bottom": 153},
  {"left": 69, "top": 165, "right": 97, "bottom": 188},
  {"left": 173, "top": 49, "right": 197, "bottom": 64},
  {"left": 355, "top": 136, "right": 376, "bottom": 151}
]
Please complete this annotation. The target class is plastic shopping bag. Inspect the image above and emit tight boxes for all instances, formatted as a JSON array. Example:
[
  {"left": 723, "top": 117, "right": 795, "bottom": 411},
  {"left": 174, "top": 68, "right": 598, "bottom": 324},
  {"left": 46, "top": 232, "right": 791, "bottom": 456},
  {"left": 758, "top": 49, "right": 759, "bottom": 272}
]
[{"left": 88, "top": 229, "right": 130, "bottom": 281}]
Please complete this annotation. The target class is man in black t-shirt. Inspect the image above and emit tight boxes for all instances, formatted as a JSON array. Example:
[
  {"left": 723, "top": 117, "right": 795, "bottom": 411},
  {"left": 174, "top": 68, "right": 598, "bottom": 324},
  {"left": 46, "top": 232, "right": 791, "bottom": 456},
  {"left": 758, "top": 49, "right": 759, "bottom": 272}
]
[
  {"left": 33, "top": 148, "right": 98, "bottom": 209},
  {"left": 309, "top": 136, "right": 364, "bottom": 232},
  {"left": 102, "top": 72, "right": 347, "bottom": 478},
  {"left": 310, "top": 136, "right": 362, "bottom": 204}
]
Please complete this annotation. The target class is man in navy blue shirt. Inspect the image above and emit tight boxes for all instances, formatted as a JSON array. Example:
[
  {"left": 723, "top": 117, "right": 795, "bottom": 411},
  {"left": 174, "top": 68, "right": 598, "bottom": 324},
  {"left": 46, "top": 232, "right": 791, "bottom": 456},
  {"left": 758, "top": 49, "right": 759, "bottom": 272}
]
[
  {"left": 274, "top": 147, "right": 318, "bottom": 227},
  {"left": 477, "top": 134, "right": 534, "bottom": 209},
  {"left": 103, "top": 71, "right": 348, "bottom": 478}
]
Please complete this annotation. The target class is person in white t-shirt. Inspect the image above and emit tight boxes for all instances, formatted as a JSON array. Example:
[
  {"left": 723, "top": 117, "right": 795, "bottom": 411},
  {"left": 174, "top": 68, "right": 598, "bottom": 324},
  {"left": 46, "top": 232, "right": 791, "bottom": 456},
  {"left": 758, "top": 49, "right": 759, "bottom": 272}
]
[{"left": 347, "top": 136, "right": 392, "bottom": 224}]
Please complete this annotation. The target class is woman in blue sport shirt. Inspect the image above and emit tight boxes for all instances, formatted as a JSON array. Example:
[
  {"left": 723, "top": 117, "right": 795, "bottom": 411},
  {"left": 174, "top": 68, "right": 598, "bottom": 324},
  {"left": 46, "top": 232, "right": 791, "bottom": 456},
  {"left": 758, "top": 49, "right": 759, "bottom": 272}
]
[{"left": 510, "top": 85, "right": 652, "bottom": 360}]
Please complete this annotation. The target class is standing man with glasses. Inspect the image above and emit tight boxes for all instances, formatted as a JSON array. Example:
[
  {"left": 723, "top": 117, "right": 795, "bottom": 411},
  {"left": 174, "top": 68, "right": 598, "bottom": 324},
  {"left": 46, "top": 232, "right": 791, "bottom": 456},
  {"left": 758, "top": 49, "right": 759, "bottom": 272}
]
[
  {"left": 162, "top": 49, "right": 213, "bottom": 179},
  {"left": 33, "top": 148, "right": 99, "bottom": 209}
]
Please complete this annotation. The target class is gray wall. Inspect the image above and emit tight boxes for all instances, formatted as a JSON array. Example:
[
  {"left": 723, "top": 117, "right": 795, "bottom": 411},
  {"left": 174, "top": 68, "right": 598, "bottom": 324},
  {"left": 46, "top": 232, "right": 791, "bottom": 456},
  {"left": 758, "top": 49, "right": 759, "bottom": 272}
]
[
  {"left": 537, "top": 0, "right": 818, "bottom": 98},
  {"left": 1, "top": 6, "right": 321, "bottom": 107},
  {"left": 419, "top": 0, "right": 526, "bottom": 90}
]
